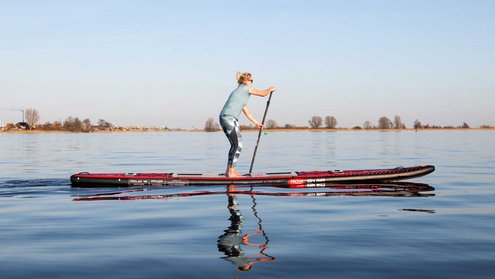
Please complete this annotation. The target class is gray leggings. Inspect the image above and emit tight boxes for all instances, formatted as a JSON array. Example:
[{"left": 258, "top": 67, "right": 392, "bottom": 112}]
[{"left": 219, "top": 115, "right": 243, "bottom": 168}]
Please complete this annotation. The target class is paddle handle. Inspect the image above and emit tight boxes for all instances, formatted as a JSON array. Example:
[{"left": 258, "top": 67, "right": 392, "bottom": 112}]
[{"left": 249, "top": 92, "right": 273, "bottom": 174}]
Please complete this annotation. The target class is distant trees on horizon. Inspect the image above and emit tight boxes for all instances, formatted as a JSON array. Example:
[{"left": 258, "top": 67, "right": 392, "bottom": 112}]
[
  {"left": 325, "top": 116, "right": 337, "bottom": 129},
  {"left": 266, "top": 119, "right": 278, "bottom": 129},
  {"left": 204, "top": 118, "right": 220, "bottom": 132},
  {"left": 220, "top": 114, "right": 479, "bottom": 130},
  {"left": 25, "top": 108, "right": 40, "bottom": 130},
  {"left": 309, "top": 116, "right": 323, "bottom": 128},
  {"left": 303, "top": 115, "right": 481, "bottom": 130},
  {"left": 2, "top": 115, "right": 114, "bottom": 133},
  {"left": 46, "top": 117, "right": 114, "bottom": 132},
  {"left": 2, "top": 107, "right": 493, "bottom": 132},
  {"left": 201, "top": 114, "right": 491, "bottom": 131}
]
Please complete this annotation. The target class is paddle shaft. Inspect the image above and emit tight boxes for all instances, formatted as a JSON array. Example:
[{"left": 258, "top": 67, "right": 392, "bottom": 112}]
[{"left": 249, "top": 92, "right": 273, "bottom": 174}]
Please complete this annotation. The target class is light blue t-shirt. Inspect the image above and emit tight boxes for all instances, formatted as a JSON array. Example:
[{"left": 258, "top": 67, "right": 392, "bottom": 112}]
[{"left": 220, "top": 85, "right": 251, "bottom": 119}]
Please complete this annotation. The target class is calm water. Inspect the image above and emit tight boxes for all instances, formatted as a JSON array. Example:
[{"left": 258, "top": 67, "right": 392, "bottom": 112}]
[{"left": 1, "top": 131, "right": 494, "bottom": 278}]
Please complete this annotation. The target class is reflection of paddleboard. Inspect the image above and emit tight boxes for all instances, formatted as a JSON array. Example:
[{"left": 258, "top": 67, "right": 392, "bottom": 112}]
[
  {"left": 70, "top": 165, "right": 434, "bottom": 187},
  {"left": 72, "top": 182, "right": 435, "bottom": 201}
]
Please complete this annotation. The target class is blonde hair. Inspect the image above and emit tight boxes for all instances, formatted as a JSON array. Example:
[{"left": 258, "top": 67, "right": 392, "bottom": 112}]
[{"left": 236, "top": 72, "right": 252, "bottom": 84}]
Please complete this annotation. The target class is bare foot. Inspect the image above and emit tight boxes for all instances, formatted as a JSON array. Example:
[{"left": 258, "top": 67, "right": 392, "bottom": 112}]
[
  {"left": 227, "top": 172, "right": 242, "bottom": 178},
  {"left": 226, "top": 168, "right": 242, "bottom": 178}
]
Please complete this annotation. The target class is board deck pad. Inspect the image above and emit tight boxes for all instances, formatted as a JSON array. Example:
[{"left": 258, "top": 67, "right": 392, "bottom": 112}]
[{"left": 70, "top": 165, "right": 435, "bottom": 188}]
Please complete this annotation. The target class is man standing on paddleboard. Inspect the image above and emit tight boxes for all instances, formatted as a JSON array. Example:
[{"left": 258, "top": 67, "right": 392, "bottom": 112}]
[{"left": 219, "top": 72, "right": 276, "bottom": 177}]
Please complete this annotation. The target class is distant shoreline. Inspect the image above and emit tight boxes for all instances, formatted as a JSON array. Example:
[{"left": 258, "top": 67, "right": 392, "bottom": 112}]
[{"left": 1, "top": 127, "right": 494, "bottom": 134}]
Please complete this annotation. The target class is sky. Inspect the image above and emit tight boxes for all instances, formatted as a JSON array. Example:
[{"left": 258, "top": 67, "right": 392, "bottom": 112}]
[{"left": 1, "top": 0, "right": 494, "bottom": 128}]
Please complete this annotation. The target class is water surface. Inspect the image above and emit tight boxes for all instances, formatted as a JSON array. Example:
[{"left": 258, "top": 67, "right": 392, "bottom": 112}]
[{"left": 1, "top": 131, "right": 494, "bottom": 278}]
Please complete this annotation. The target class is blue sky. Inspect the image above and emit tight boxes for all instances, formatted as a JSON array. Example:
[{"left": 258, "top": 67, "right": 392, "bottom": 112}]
[{"left": 1, "top": 0, "right": 494, "bottom": 128}]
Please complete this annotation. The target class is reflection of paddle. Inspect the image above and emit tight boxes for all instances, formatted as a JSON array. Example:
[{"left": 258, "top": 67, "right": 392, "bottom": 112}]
[
  {"left": 248, "top": 192, "right": 273, "bottom": 256},
  {"left": 249, "top": 92, "right": 273, "bottom": 174}
]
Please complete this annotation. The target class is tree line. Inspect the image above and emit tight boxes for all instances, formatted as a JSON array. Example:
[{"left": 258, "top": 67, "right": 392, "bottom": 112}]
[
  {"left": 307, "top": 115, "right": 407, "bottom": 129},
  {"left": 29, "top": 117, "right": 113, "bottom": 132},
  {"left": 205, "top": 114, "right": 490, "bottom": 131},
  {"left": 1, "top": 108, "right": 114, "bottom": 132},
  {"left": 2, "top": 108, "right": 491, "bottom": 132},
  {"left": 306, "top": 115, "right": 480, "bottom": 130}
]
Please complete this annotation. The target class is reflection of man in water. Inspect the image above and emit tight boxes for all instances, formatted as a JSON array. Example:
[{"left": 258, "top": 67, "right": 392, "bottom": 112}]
[{"left": 217, "top": 185, "right": 276, "bottom": 271}]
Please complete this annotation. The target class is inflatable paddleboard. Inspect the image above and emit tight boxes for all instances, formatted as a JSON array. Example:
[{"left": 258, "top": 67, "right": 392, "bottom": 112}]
[{"left": 70, "top": 165, "right": 435, "bottom": 187}]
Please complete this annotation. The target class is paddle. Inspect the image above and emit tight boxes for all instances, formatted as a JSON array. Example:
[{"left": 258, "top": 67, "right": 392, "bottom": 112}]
[{"left": 248, "top": 91, "right": 273, "bottom": 174}]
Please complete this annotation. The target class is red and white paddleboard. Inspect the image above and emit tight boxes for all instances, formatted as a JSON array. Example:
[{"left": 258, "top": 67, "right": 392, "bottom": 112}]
[{"left": 70, "top": 165, "right": 435, "bottom": 187}]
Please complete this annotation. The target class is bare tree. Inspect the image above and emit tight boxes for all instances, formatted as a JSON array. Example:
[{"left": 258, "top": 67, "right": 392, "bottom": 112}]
[
  {"left": 393, "top": 115, "right": 403, "bottom": 129},
  {"left": 378, "top": 116, "right": 393, "bottom": 129},
  {"left": 284, "top": 124, "right": 294, "bottom": 129},
  {"left": 98, "top": 119, "right": 113, "bottom": 131},
  {"left": 25, "top": 108, "right": 40, "bottom": 129},
  {"left": 204, "top": 118, "right": 220, "bottom": 132},
  {"left": 266, "top": 119, "right": 277, "bottom": 129},
  {"left": 413, "top": 119, "right": 422, "bottom": 130},
  {"left": 324, "top": 116, "right": 337, "bottom": 129},
  {"left": 82, "top": 119, "right": 92, "bottom": 132},
  {"left": 63, "top": 116, "right": 74, "bottom": 131},
  {"left": 309, "top": 116, "right": 323, "bottom": 128},
  {"left": 363, "top": 121, "right": 372, "bottom": 129},
  {"left": 74, "top": 117, "right": 82, "bottom": 131},
  {"left": 63, "top": 116, "right": 83, "bottom": 132}
]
